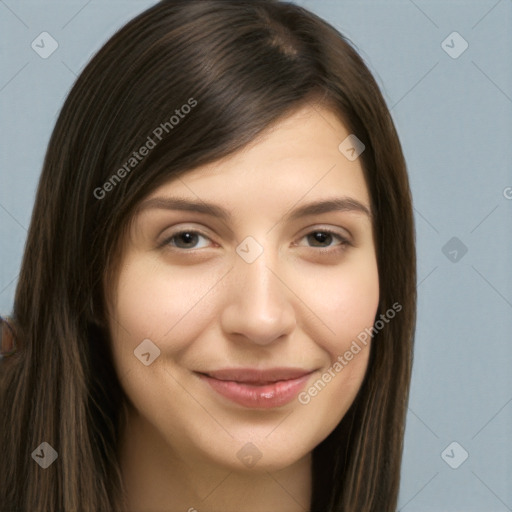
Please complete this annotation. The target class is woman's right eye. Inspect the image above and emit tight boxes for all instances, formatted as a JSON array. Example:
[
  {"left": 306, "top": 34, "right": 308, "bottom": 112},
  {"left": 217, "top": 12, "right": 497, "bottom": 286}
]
[{"left": 161, "top": 230, "right": 212, "bottom": 250}]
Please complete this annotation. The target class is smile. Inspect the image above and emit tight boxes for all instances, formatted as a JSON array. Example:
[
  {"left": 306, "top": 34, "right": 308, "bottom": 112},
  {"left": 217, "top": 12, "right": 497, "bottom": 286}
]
[{"left": 196, "top": 368, "right": 316, "bottom": 409}]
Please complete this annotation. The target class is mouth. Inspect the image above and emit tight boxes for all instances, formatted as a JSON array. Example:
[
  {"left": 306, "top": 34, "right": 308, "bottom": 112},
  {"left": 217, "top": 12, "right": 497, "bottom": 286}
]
[{"left": 196, "top": 367, "right": 316, "bottom": 409}]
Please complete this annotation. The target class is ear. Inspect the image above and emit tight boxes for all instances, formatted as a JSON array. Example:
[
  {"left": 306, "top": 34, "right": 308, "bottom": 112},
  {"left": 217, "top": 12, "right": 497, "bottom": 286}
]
[{"left": 0, "top": 316, "right": 17, "bottom": 357}]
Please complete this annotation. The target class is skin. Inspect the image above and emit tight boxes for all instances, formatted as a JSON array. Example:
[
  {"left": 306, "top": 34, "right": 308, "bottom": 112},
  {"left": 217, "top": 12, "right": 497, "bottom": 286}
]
[{"left": 107, "top": 103, "right": 380, "bottom": 512}]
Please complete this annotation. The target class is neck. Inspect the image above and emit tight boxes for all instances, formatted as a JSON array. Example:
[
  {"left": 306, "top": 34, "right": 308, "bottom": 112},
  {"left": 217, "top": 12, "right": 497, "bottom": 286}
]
[{"left": 117, "top": 406, "right": 312, "bottom": 512}]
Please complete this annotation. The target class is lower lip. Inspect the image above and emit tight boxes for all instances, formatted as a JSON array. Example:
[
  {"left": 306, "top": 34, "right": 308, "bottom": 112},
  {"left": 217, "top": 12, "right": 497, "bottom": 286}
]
[{"left": 199, "top": 373, "right": 313, "bottom": 409}]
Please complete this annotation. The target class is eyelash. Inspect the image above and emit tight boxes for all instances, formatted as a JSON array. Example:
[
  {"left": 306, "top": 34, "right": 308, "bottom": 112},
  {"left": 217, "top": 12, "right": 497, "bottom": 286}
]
[{"left": 160, "top": 228, "right": 351, "bottom": 254}]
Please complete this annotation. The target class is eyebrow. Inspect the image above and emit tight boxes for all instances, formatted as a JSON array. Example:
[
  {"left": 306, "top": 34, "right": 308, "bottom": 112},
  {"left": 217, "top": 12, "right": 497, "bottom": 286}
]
[{"left": 136, "top": 195, "right": 372, "bottom": 222}]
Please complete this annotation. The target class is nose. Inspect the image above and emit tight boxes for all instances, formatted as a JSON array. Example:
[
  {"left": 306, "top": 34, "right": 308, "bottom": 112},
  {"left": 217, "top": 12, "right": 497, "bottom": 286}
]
[{"left": 219, "top": 246, "right": 296, "bottom": 346}]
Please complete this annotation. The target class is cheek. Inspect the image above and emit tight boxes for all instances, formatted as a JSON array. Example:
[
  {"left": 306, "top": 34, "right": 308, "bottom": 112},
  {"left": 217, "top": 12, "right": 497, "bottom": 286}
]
[
  {"left": 293, "top": 249, "right": 380, "bottom": 355},
  {"left": 332, "top": 263, "right": 379, "bottom": 352},
  {"left": 110, "top": 256, "right": 225, "bottom": 352},
  {"left": 293, "top": 253, "right": 379, "bottom": 432}
]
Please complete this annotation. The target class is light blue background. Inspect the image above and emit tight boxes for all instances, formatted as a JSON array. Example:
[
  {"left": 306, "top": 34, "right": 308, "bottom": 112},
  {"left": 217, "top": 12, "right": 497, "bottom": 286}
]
[{"left": 1, "top": 1, "right": 511, "bottom": 510}]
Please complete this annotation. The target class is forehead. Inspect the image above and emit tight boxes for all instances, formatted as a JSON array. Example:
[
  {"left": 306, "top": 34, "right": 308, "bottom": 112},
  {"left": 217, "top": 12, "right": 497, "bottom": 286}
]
[{"left": 144, "top": 104, "right": 371, "bottom": 209}]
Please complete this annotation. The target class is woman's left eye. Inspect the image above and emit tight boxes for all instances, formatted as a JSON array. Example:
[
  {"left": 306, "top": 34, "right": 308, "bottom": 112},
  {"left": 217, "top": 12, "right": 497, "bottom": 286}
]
[{"left": 297, "top": 230, "right": 350, "bottom": 251}]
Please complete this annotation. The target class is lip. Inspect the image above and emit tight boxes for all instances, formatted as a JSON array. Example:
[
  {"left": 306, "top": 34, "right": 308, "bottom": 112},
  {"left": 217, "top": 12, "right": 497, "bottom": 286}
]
[{"left": 197, "top": 367, "right": 316, "bottom": 409}]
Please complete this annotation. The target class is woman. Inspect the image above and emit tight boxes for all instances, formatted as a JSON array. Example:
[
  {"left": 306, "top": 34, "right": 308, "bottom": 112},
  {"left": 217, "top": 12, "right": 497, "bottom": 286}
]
[{"left": 0, "top": 0, "right": 416, "bottom": 510}]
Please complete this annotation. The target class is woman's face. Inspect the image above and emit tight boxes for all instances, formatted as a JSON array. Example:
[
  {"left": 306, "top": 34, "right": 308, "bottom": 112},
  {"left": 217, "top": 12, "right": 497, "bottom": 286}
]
[{"left": 107, "top": 103, "right": 379, "bottom": 473}]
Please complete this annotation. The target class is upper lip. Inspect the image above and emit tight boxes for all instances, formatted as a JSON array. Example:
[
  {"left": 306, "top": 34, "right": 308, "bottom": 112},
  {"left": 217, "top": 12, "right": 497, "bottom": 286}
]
[{"left": 198, "top": 367, "right": 315, "bottom": 384}]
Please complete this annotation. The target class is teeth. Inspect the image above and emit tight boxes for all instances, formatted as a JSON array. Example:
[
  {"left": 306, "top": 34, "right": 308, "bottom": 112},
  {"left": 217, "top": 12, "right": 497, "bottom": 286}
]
[
  {"left": 204, "top": 373, "right": 290, "bottom": 385},
  {"left": 207, "top": 375, "right": 277, "bottom": 384},
  {"left": 241, "top": 380, "right": 282, "bottom": 385}
]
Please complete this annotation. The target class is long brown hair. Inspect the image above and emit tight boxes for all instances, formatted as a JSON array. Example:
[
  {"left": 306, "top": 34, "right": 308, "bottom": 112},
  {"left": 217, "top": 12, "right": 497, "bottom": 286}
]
[{"left": 0, "top": 1, "right": 416, "bottom": 510}]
